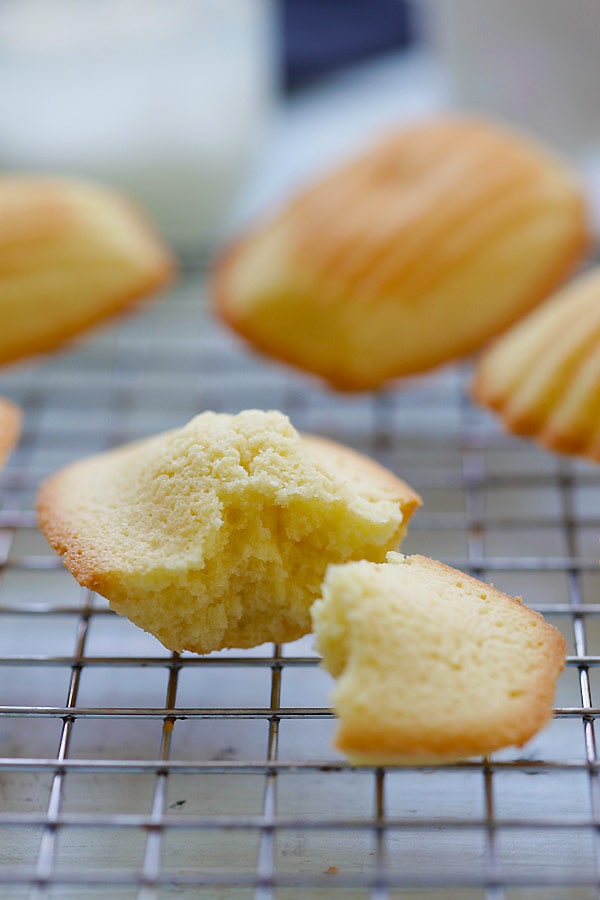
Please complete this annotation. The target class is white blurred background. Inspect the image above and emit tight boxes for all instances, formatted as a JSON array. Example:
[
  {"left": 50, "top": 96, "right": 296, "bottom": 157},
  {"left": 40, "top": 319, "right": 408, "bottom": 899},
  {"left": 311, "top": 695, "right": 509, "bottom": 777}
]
[{"left": 1, "top": 0, "right": 599, "bottom": 254}]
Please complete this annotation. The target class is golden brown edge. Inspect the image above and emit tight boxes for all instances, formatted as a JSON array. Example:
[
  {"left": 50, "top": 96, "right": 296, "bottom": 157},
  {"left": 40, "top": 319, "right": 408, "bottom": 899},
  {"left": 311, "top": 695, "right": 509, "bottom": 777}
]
[
  {"left": 36, "top": 464, "right": 112, "bottom": 597},
  {"left": 302, "top": 432, "right": 422, "bottom": 521}
]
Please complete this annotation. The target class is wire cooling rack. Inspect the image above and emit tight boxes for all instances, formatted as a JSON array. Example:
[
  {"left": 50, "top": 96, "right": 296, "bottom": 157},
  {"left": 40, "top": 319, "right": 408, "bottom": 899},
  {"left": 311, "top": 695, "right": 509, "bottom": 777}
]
[{"left": 0, "top": 265, "right": 599, "bottom": 900}]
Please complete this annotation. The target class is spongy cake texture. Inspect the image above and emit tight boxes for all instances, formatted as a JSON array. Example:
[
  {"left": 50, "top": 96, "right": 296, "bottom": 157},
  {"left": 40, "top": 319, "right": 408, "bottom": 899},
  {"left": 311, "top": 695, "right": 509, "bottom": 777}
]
[
  {"left": 312, "top": 553, "right": 566, "bottom": 764},
  {"left": 0, "top": 175, "right": 175, "bottom": 366},
  {"left": 214, "top": 116, "right": 588, "bottom": 391},
  {"left": 0, "top": 396, "right": 21, "bottom": 470},
  {"left": 472, "top": 266, "right": 600, "bottom": 461},
  {"left": 37, "top": 410, "right": 420, "bottom": 654}
]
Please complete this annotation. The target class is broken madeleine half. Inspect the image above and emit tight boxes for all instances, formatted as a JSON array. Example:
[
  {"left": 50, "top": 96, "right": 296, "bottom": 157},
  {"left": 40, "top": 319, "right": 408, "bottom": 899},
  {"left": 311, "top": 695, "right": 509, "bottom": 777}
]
[
  {"left": 37, "top": 410, "right": 420, "bottom": 654},
  {"left": 214, "top": 115, "right": 589, "bottom": 391},
  {"left": 472, "top": 266, "right": 600, "bottom": 461},
  {"left": 312, "top": 553, "right": 566, "bottom": 765},
  {"left": 0, "top": 175, "right": 175, "bottom": 366}
]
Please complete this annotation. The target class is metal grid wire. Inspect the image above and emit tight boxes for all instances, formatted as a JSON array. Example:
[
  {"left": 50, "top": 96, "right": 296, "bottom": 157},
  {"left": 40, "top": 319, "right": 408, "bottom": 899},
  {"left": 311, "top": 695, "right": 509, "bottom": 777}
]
[{"left": 0, "top": 264, "right": 600, "bottom": 900}]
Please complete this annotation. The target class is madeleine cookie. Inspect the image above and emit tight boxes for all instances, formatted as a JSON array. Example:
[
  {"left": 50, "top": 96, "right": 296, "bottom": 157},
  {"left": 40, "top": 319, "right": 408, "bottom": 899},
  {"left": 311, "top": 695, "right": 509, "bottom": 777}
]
[
  {"left": 312, "top": 553, "right": 566, "bottom": 765},
  {"left": 472, "top": 266, "right": 600, "bottom": 460},
  {"left": 37, "top": 410, "right": 420, "bottom": 654},
  {"left": 0, "top": 176, "right": 175, "bottom": 366},
  {"left": 214, "top": 116, "right": 588, "bottom": 391},
  {"left": 0, "top": 396, "right": 21, "bottom": 469}
]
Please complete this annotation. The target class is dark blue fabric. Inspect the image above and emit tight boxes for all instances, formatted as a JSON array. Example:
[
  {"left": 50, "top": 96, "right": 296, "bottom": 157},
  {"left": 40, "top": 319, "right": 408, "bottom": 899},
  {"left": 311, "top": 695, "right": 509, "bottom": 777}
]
[{"left": 281, "top": 0, "right": 416, "bottom": 90}]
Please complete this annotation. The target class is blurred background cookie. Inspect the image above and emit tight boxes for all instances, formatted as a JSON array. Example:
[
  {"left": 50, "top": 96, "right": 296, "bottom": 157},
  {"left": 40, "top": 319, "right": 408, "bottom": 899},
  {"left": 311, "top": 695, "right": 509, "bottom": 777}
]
[
  {"left": 0, "top": 395, "right": 21, "bottom": 470},
  {"left": 214, "top": 116, "right": 589, "bottom": 391},
  {"left": 472, "top": 266, "right": 600, "bottom": 461},
  {"left": 0, "top": 175, "right": 176, "bottom": 366}
]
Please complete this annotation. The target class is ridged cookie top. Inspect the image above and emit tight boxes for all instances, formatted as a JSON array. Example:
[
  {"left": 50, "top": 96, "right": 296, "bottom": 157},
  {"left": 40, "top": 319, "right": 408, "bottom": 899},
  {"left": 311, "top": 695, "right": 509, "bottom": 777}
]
[
  {"left": 37, "top": 410, "right": 420, "bottom": 653},
  {"left": 312, "top": 552, "right": 566, "bottom": 764},
  {"left": 0, "top": 176, "right": 175, "bottom": 365},
  {"left": 215, "top": 116, "right": 589, "bottom": 391},
  {"left": 0, "top": 396, "right": 22, "bottom": 470},
  {"left": 472, "top": 266, "right": 600, "bottom": 460}
]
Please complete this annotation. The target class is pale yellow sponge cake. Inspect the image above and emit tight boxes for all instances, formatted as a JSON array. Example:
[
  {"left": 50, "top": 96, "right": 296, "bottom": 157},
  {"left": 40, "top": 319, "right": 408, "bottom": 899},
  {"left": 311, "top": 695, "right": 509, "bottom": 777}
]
[
  {"left": 37, "top": 410, "right": 420, "bottom": 654},
  {"left": 0, "top": 396, "right": 21, "bottom": 470},
  {"left": 312, "top": 553, "right": 566, "bottom": 765},
  {"left": 214, "top": 116, "right": 589, "bottom": 391},
  {"left": 0, "top": 175, "right": 175, "bottom": 366},
  {"left": 472, "top": 266, "right": 600, "bottom": 461}
]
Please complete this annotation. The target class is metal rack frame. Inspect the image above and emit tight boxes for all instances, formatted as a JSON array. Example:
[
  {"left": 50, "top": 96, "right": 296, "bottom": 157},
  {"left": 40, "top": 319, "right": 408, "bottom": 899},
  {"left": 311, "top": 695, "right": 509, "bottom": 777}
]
[{"left": 0, "top": 267, "right": 599, "bottom": 899}]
